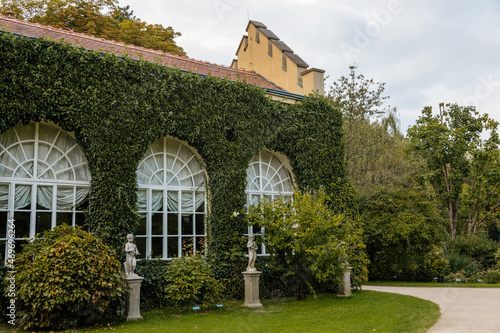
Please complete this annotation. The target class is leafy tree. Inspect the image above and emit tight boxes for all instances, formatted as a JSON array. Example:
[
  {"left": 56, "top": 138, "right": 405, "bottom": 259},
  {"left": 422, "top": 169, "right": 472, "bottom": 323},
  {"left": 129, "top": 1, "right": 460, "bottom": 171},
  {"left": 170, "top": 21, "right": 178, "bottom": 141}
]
[
  {"left": 462, "top": 131, "right": 500, "bottom": 234},
  {"left": 2, "top": 0, "right": 119, "bottom": 38},
  {"left": 360, "top": 188, "right": 448, "bottom": 281},
  {"left": 328, "top": 66, "right": 414, "bottom": 188},
  {"left": 113, "top": 4, "right": 135, "bottom": 23},
  {"left": 407, "top": 103, "right": 499, "bottom": 238},
  {"left": 0, "top": 0, "right": 186, "bottom": 55},
  {"left": 117, "top": 19, "right": 184, "bottom": 55},
  {"left": 246, "top": 188, "right": 368, "bottom": 300}
]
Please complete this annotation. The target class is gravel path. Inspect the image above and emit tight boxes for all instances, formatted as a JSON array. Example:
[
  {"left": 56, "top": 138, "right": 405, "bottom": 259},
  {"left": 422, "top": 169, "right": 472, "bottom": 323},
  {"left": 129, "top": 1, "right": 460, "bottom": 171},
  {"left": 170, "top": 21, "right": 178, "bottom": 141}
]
[{"left": 362, "top": 285, "right": 500, "bottom": 332}]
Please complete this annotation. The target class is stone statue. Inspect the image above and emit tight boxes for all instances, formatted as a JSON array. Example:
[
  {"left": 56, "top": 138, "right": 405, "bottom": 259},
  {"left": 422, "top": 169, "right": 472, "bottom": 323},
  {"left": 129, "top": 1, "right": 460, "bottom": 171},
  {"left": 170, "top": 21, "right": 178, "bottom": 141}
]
[
  {"left": 124, "top": 234, "right": 140, "bottom": 277},
  {"left": 246, "top": 233, "right": 258, "bottom": 271}
]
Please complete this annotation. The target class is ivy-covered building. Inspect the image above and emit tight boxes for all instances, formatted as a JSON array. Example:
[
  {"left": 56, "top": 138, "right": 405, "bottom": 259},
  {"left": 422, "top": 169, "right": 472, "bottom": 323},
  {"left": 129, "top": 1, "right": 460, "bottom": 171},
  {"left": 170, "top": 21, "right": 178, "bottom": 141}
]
[{"left": 0, "top": 15, "right": 345, "bottom": 267}]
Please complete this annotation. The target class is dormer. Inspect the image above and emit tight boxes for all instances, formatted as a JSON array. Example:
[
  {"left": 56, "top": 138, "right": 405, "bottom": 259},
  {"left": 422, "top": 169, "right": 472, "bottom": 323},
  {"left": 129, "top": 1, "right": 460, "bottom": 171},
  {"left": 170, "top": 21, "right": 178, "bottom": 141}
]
[{"left": 231, "top": 20, "right": 324, "bottom": 96}]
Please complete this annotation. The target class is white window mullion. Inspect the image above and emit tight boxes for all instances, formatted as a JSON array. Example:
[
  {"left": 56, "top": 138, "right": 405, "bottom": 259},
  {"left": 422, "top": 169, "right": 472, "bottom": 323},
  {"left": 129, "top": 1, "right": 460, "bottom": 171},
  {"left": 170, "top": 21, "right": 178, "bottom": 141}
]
[
  {"left": 146, "top": 188, "right": 152, "bottom": 259},
  {"left": 30, "top": 183, "right": 36, "bottom": 238},
  {"left": 51, "top": 185, "right": 57, "bottom": 229},
  {"left": 33, "top": 123, "right": 39, "bottom": 180},
  {"left": 163, "top": 190, "right": 168, "bottom": 259},
  {"left": 177, "top": 189, "right": 182, "bottom": 257}
]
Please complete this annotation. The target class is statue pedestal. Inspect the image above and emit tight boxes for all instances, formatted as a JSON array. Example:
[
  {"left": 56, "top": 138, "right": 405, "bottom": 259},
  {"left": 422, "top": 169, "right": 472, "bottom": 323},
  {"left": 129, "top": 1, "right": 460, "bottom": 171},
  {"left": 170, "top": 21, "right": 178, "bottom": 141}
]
[
  {"left": 242, "top": 270, "right": 263, "bottom": 308},
  {"left": 125, "top": 275, "right": 144, "bottom": 321},
  {"left": 337, "top": 267, "right": 352, "bottom": 297}
]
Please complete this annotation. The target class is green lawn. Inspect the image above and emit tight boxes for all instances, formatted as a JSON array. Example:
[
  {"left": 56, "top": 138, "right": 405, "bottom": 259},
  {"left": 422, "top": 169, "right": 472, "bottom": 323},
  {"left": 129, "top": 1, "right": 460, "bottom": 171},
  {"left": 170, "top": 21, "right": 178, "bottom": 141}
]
[
  {"left": 1, "top": 291, "right": 439, "bottom": 333},
  {"left": 364, "top": 281, "right": 500, "bottom": 288}
]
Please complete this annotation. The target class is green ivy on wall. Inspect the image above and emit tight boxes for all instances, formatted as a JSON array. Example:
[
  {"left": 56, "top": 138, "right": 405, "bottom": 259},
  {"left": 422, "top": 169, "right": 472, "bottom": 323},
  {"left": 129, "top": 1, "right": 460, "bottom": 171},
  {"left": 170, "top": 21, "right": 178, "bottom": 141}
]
[{"left": 0, "top": 32, "right": 347, "bottom": 277}]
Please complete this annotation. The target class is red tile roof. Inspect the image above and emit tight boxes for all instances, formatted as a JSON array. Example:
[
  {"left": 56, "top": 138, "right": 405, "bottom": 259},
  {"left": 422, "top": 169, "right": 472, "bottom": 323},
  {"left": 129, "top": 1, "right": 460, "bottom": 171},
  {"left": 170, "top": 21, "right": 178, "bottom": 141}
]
[{"left": 0, "top": 15, "right": 283, "bottom": 91}]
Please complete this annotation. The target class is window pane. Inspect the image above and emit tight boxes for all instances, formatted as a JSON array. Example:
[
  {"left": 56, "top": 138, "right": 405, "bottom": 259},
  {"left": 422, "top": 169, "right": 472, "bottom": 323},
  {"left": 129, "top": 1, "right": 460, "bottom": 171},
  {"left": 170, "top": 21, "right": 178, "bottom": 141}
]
[
  {"left": 152, "top": 213, "right": 163, "bottom": 235},
  {"left": 135, "top": 237, "right": 146, "bottom": 259},
  {"left": 0, "top": 212, "right": 7, "bottom": 238},
  {"left": 57, "top": 186, "right": 74, "bottom": 210},
  {"left": 0, "top": 241, "right": 5, "bottom": 263},
  {"left": 14, "top": 239, "right": 27, "bottom": 256},
  {"left": 151, "top": 237, "right": 163, "bottom": 258},
  {"left": 76, "top": 188, "right": 89, "bottom": 205},
  {"left": 137, "top": 217, "right": 147, "bottom": 235},
  {"left": 15, "top": 185, "right": 31, "bottom": 210},
  {"left": 36, "top": 212, "right": 52, "bottom": 234},
  {"left": 195, "top": 214, "right": 204, "bottom": 236},
  {"left": 195, "top": 237, "right": 205, "bottom": 252},
  {"left": 182, "top": 236, "right": 194, "bottom": 254},
  {"left": 137, "top": 190, "right": 147, "bottom": 212},
  {"left": 196, "top": 198, "right": 205, "bottom": 213},
  {"left": 37, "top": 186, "right": 53, "bottom": 210},
  {"left": 74, "top": 213, "right": 86, "bottom": 230},
  {"left": 181, "top": 192, "right": 194, "bottom": 213},
  {"left": 181, "top": 215, "right": 193, "bottom": 235},
  {"left": 167, "top": 237, "right": 178, "bottom": 258},
  {"left": 13, "top": 212, "right": 30, "bottom": 238},
  {"left": 0, "top": 185, "right": 8, "bottom": 209},
  {"left": 167, "top": 214, "right": 178, "bottom": 235},
  {"left": 56, "top": 212, "right": 73, "bottom": 226},
  {"left": 167, "top": 192, "right": 178, "bottom": 211},
  {"left": 152, "top": 190, "right": 163, "bottom": 212}
]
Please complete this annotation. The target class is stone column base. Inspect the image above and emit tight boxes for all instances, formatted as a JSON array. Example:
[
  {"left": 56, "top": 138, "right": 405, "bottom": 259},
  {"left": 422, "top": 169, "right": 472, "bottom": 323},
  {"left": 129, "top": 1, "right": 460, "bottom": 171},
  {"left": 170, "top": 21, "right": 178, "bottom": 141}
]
[
  {"left": 126, "top": 275, "right": 144, "bottom": 321},
  {"left": 242, "top": 270, "right": 263, "bottom": 308},
  {"left": 337, "top": 267, "right": 352, "bottom": 297}
]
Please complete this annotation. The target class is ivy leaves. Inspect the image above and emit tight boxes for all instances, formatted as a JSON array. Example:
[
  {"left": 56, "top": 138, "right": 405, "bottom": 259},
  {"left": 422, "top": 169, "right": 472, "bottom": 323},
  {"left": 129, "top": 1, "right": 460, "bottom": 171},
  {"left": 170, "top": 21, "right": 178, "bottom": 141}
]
[{"left": 0, "top": 33, "right": 347, "bottom": 278}]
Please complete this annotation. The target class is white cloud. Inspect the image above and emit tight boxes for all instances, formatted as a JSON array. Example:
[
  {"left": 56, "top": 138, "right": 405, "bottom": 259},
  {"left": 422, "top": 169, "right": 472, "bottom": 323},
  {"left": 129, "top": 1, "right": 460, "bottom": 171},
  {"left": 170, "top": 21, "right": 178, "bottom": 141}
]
[{"left": 117, "top": 0, "right": 500, "bottom": 127}]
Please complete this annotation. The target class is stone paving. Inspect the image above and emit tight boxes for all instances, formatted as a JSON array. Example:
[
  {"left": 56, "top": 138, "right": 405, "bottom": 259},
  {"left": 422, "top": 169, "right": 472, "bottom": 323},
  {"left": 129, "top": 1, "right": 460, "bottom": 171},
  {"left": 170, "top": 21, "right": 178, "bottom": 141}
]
[{"left": 363, "top": 285, "right": 500, "bottom": 333}]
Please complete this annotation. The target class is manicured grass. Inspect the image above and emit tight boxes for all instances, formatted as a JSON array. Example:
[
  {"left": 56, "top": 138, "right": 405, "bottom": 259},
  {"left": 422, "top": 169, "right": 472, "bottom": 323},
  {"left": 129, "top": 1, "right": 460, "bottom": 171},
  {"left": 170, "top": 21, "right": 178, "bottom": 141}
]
[
  {"left": 364, "top": 281, "right": 500, "bottom": 288},
  {"left": 1, "top": 291, "right": 438, "bottom": 333}
]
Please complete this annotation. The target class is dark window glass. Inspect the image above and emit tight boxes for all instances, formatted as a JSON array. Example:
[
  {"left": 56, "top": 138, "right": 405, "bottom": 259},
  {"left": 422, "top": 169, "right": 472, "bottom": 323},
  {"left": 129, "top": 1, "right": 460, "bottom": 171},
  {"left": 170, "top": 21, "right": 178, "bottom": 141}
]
[
  {"left": 151, "top": 237, "right": 163, "bottom": 258},
  {"left": 168, "top": 237, "right": 178, "bottom": 258},
  {"left": 167, "top": 214, "right": 178, "bottom": 235}
]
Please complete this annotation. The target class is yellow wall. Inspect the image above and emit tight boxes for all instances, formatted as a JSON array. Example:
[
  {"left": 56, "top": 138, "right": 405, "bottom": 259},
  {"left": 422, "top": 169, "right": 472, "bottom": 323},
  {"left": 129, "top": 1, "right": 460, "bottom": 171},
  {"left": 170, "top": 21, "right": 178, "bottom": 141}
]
[{"left": 234, "top": 22, "right": 324, "bottom": 96}]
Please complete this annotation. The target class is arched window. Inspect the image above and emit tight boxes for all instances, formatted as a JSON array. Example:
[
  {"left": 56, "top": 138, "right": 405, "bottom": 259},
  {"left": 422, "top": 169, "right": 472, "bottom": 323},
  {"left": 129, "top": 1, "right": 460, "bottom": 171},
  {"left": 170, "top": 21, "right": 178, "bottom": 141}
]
[
  {"left": 0, "top": 122, "right": 90, "bottom": 259},
  {"left": 136, "top": 137, "right": 206, "bottom": 259},
  {"left": 246, "top": 149, "right": 294, "bottom": 254}
]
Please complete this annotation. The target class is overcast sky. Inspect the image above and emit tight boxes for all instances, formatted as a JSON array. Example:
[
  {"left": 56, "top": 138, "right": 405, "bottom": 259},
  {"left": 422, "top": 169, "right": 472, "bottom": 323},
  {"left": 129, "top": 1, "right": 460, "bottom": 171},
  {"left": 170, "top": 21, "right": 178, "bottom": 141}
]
[{"left": 118, "top": 0, "right": 500, "bottom": 133}]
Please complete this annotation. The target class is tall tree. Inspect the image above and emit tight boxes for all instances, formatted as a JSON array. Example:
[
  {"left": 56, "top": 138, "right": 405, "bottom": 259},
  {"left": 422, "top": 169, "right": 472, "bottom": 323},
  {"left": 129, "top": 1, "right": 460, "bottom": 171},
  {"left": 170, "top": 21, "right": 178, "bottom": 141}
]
[
  {"left": 1, "top": 0, "right": 185, "bottom": 55},
  {"left": 462, "top": 128, "right": 500, "bottom": 234},
  {"left": 328, "top": 66, "right": 416, "bottom": 189},
  {"left": 407, "top": 103, "right": 499, "bottom": 238}
]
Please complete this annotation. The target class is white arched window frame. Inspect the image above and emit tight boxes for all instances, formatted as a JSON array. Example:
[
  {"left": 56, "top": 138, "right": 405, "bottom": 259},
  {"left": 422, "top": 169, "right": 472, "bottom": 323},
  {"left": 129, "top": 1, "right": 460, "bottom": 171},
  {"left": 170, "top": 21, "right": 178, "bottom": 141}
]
[
  {"left": 136, "top": 137, "right": 207, "bottom": 259},
  {"left": 0, "top": 122, "right": 90, "bottom": 260},
  {"left": 246, "top": 149, "right": 294, "bottom": 255}
]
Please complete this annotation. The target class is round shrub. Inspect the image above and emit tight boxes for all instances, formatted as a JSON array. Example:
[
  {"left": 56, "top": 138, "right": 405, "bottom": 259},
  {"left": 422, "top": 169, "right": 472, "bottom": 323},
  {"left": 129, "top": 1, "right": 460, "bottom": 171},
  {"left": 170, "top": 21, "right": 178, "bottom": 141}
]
[
  {"left": 11, "top": 224, "right": 127, "bottom": 330},
  {"left": 447, "top": 235, "right": 498, "bottom": 269},
  {"left": 164, "top": 252, "right": 223, "bottom": 309},
  {"left": 135, "top": 258, "right": 171, "bottom": 310}
]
